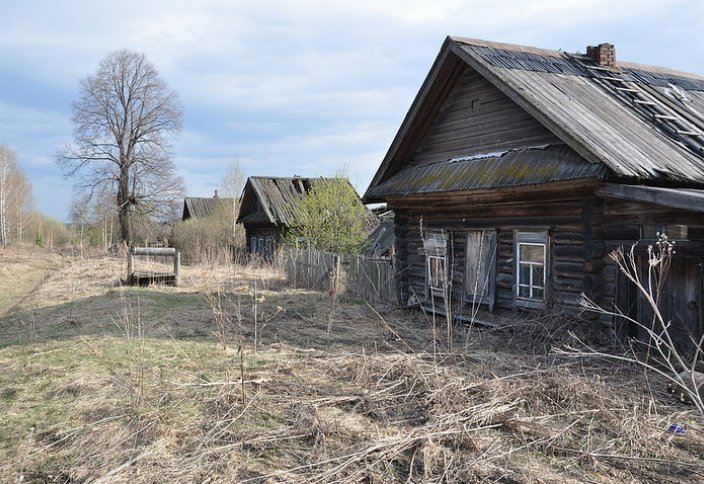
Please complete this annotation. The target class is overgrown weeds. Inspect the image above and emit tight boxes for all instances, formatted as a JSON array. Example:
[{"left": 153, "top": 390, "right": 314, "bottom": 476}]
[{"left": 1, "top": 249, "right": 703, "bottom": 482}]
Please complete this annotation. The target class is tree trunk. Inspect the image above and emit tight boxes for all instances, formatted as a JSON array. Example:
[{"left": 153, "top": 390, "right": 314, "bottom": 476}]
[
  {"left": 118, "top": 165, "right": 131, "bottom": 245},
  {"left": 0, "top": 163, "right": 7, "bottom": 245}
]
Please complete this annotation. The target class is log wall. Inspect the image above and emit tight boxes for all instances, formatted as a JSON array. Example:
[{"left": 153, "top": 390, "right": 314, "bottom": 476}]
[
  {"left": 390, "top": 183, "right": 598, "bottom": 319},
  {"left": 390, "top": 185, "right": 704, "bottom": 345}
]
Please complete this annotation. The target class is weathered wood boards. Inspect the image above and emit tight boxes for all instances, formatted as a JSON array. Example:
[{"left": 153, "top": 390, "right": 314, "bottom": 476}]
[{"left": 127, "top": 247, "right": 180, "bottom": 286}]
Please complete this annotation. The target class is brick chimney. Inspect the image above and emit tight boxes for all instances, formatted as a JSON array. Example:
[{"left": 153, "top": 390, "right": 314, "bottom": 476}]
[{"left": 586, "top": 43, "right": 616, "bottom": 67}]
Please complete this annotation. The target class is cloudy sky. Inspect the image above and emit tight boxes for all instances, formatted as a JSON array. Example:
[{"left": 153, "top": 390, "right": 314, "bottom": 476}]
[{"left": 1, "top": 0, "right": 702, "bottom": 221}]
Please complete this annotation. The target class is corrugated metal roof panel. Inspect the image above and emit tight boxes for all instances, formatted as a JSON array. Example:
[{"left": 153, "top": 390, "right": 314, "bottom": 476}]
[
  {"left": 365, "top": 144, "right": 607, "bottom": 198},
  {"left": 366, "top": 221, "right": 395, "bottom": 257}
]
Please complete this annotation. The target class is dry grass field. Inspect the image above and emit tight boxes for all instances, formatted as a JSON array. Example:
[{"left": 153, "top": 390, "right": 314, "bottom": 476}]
[{"left": 1, "top": 245, "right": 703, "bottom": 483}]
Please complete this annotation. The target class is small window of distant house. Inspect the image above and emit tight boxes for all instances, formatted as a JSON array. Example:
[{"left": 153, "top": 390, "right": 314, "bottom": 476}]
[
  {"left": 423, "top": 231, "right": 447, "bottom": 296},
  {"left": 251, "top": 236, "right": 257, "bottom": 253},
  {"left": 515, "top": 230, "right": 548, "bottom": 307},
  {"left": 465, "top": 229, "right": 496, "bottom": 307},
  {"left": 265, "top": 237, "right": 273, "bottom": 256},
  {"left": 258, "top": 237, "right": 265, "bottom": 254}
]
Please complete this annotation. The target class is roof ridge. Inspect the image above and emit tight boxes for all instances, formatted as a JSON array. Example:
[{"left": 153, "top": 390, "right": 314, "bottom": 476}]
[
  {"left": 450, "top": 36, "right": 565, "bottom": 58},
  {"left": 451, "top": 36, "right": 704, "bottom": 81}
]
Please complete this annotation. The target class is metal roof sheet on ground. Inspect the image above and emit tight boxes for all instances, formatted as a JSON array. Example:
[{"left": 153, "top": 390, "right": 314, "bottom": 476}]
[{"left": 365, "top": 144, "right": 607, "bottom": 199}]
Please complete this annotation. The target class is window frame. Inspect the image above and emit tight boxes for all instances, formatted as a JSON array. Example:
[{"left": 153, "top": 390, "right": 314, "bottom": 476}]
[
  {"left": 423, "top": 231, "right": 448, "bottom": 298},
  {"left": 251, "top": 236, "right": 257, "bottom": 253},
  {"left": 514, "top": 229, "right": 549, "bottom": 309},
  {"left": 427, "top": 254, "right": 447, "bottom": 294}
]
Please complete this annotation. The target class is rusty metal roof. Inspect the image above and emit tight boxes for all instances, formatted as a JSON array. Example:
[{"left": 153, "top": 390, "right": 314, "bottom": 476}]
[{"left": 365, "top": 144, "right": 606, "bottom": 199}]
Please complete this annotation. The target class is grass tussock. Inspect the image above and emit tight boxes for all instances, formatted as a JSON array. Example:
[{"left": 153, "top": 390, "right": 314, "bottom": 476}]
[{"left": 0, "top": 248, "right": 703, "bottom": 482}]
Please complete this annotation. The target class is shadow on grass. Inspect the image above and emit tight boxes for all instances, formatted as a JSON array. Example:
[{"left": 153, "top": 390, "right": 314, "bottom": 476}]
[{"left": 0, "top": 283, "right": 428, "bottom": 355}]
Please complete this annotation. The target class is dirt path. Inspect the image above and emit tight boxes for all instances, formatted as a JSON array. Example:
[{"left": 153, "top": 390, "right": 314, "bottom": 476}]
[{"left": 0, "top": 246, "right": 64, "bottom": 317}]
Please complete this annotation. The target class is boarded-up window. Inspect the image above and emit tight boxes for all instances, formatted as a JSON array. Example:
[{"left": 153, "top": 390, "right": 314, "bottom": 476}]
[
  {"left": 465, "top": 230, "right": 496, "bottom": 307},
  {"left": 423, "top": 231, "right": 447, "bottom": 295},
  {"left": 265, "top": 237, "right": 273, "bottom": 257},
  {"left": 515, "top": 230, "right": 548, "bottom": 307}
]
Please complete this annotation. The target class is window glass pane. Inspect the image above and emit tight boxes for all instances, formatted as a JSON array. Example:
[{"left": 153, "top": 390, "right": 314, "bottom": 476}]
[
  {"left": 519, "top": 264, "right": 530, "bottom": 285},
  {"left": 519, "top": 243, "right": 544, "bottom": 263},
  {"left": 533, "top": 288, "right": 544, "bottom": 300},
  {"left": 518, "top": 285, "right": 530, "bottom": 298},
  {"left": 532, "top": 266, "right": 544, "bottom": 287}
]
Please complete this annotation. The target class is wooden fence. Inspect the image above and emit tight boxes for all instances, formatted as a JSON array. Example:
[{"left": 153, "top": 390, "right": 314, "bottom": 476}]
[
  {"left": 284, "top": 248, "right": 400, "bottom": 306},
  {"left": 285, "top": 248, "right": 338, "bottom": 292}
]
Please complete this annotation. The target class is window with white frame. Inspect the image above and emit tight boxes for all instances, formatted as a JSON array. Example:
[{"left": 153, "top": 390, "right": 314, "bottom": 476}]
[
  {"left": 251, "top": 236, "right": 257, "bottom": 253},
  {"left": 265, "top": 237, "right": 273, "bottom": 256},
  {"left": 515, "top": 230, "right": 548, "bottom": 305},
  {"left": 258, "top": 237, "right": 264, "bottom": 254},
  {"left": 423, "top": 231, "right": 447, "bottom": 295}
]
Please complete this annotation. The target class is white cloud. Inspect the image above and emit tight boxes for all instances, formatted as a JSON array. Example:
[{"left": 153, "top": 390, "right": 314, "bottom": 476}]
[{"left": 1, "top": 0, "right": 703, "bottom": 220}]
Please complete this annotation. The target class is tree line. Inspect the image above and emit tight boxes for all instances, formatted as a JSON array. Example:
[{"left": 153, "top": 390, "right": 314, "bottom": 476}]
[{"left": 0, "top": 145, "right": 69, "bottom": 248}]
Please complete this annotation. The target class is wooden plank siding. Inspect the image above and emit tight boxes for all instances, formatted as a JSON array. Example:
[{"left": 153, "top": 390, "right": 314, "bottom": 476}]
[
  {"left": 391, "top": 188, "right": 704, "bottom": 346},
  {"left": 408, "top": 66, "right": 560, "bottom": 167},
  {"left": 244, "top": 225, "right": 282, "bottom": 255},
  {"left": 599, "top": 198, "right": 704, "bottom": 343},
  {"left": 390, "top": 184, "right": 597, "bottom": 319}
]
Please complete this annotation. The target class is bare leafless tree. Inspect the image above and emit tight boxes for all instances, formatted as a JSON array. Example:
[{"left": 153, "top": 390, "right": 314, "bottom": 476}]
[
  {"left": 57, "top": 49, "right": 184, "bottom": 245},
  {"left": 218, "top": 157, "right": 246, "bottom": 244}
]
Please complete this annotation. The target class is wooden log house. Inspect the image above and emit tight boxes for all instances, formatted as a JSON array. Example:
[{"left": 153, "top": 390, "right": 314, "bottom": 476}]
[
  {"left": 182, "top": 190, "right": 236, "bottom": 221},
  {"left": 363, "top": 37, "right": 704, "bottom": 347},
  {"left": 237, "top": 176, "right": 364, "bottom": 258}
]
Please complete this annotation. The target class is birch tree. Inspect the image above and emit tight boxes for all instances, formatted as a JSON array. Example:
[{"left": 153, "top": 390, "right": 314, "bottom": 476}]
[
  {"left": 57, "top": 49, "right": 184, "bottom": 245},
  {"left": 218, "top": 158, "right": 246, "bottom": 245},
  {"left": 0, "top": 145, "right": 10, "bottom": 245},
  {"left": 0, "top": 145, "right": 33, "bottom": 245}
]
